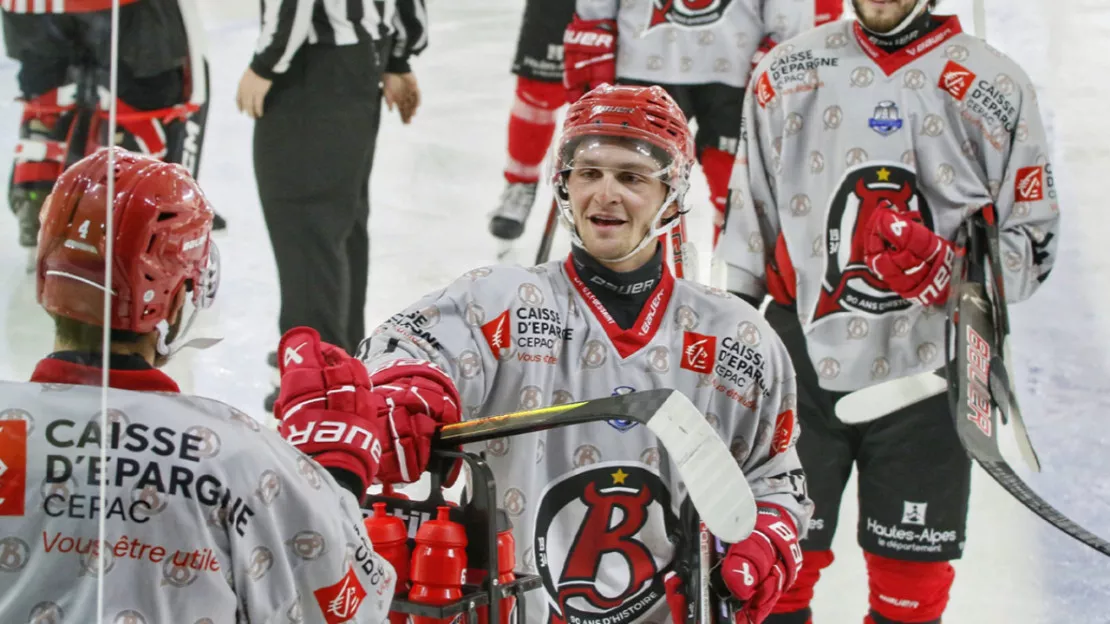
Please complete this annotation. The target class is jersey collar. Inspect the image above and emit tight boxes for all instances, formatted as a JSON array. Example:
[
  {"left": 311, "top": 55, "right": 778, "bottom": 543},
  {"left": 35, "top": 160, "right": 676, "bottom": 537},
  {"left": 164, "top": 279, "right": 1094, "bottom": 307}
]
[
  {"left": 564, "top": 254, "right": 675, "bottom": 359},
  {"left": 852, "top": 15, "right": 963, "bottom": 76},
  {"left": 31, "top": 352, "right": 181, "bottom": 393}
]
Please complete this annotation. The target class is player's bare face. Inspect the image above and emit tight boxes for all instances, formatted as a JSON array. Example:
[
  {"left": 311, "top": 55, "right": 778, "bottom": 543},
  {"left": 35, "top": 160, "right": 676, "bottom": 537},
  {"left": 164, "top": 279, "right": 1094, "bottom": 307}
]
[
  {"left": 566, "top": 142, "right": 669, "bottom": 269},
  {"left": 853, "top": 0, "right": 918, "bottom": 33}
]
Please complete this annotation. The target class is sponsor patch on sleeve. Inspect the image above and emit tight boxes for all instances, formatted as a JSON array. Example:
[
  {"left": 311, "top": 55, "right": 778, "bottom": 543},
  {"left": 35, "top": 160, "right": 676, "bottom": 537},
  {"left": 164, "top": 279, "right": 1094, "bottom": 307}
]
[
  {"left": 313, "top": 565, "right": 367, "bottom": 624},
  {"left": 0, "top": 420, "right": 27, "bottom": 516}
]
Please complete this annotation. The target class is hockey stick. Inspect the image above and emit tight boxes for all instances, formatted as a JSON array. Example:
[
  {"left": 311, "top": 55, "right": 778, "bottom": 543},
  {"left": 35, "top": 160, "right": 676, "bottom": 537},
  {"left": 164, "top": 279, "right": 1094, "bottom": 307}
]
[
  {"left": 436, "top": 388, "right": 757, "bottom": 543},
  {"left": 947, "top": 211, "right": 1110, "bottom": 557},
  {"left": 534, "top": 198, "right": 559, "bottom": 265},
  {"left": 978, "top": 205, "right": 1041, "bottom": 472}
]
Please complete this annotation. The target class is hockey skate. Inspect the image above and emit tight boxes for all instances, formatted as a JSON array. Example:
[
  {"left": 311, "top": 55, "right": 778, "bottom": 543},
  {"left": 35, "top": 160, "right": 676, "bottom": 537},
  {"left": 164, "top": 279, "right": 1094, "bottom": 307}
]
[
  {"left": 11, "top": 186, "right": 47, "bottom": 273},
  {"left": 489, "top": 181, "right": 538, "bottom": 254}
]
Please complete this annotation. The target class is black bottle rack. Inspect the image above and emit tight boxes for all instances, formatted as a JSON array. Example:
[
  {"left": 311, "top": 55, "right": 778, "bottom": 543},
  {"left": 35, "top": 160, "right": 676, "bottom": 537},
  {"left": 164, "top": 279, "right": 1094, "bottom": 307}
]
[{"left": 363, "top": 449, "right": 542, "bottom": 623}]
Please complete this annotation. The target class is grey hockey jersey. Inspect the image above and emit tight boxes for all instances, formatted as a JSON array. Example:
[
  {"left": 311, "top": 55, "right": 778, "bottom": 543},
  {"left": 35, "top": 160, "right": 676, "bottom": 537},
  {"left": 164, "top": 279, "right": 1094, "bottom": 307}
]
[
  {"left": 0, "top": 382, "right": 395, "bottom": 623},
  {"left": 576, "top": 0, "right": 813, "bottom": 89},
  {"left": 717, "top": 15, "right": 1060, "bottom": 392},
  {"left": 358, "top": 256, "right": 812, "bottom": 624}
]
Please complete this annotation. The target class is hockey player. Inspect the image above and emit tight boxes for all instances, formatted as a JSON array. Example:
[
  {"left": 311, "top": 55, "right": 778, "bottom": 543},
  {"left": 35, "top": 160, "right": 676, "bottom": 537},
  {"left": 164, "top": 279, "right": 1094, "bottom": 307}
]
[
  {"left": 488, "top": 0, "right": 576, "bottom": 242},
  {"left": 555, "top": 0, "right": 836, "bottom": 248},
  {"left": 0, "top": 148, "right": 395, "bottom": 623},
  {"left": 275, "top": 84, "right": 814, "bottom": 624},
  {"left": 718, "top": 0, "right": 1060, "bottom": 622},
  {"left": 1, "top": 0, "right": 224, "bottom": 261}
]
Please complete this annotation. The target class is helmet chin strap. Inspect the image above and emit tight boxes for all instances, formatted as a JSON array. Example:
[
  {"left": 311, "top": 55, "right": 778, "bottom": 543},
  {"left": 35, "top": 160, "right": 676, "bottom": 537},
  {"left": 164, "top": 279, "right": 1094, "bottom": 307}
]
[
  {"left": 154, "top": 311, "right": 222, "bottom": 358},
  {"left": 860, "top": 0, "right": 932, "bottom": 37}
]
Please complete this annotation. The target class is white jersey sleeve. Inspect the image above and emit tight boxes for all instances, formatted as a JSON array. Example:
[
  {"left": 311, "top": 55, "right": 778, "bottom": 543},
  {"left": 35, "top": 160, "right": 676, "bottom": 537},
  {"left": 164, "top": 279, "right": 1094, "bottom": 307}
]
[
  {"left": 0, "top": 383, "right": 394, "bottom": 624},
  {"left": 978, "top": 69, "right": 1058, "bottom": 301},
  {"left": 764, "top": 0, "right": 815, "bottom": 45},
  {"left": 576, "top": 0, "right": 618, "bottom": 20},
  {"left": 722, "top": 62, "right": 787, "bottom": 300},
  {"left": 357, "top": 266, "right": 512, "bottom": 416},
  {"left": 231, "top": 410, "right": 397, "bottom": 624}
]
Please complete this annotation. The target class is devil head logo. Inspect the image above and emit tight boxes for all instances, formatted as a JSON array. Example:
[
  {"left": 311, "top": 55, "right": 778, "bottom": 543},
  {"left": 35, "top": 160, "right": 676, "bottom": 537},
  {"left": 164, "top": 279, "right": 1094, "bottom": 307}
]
[
  {"left": 648, "top": 0, "right": 735, "bottom": 30},
  {"left": 534, "top": 463, "right": 676, "bottom": 624},
  {"left": 812, "top": 164, "right": 933, "bottom": 323}
]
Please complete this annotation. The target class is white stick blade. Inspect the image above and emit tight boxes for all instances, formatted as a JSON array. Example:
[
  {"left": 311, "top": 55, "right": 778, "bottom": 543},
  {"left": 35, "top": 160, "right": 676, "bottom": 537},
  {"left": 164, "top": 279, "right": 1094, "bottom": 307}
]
[
  {"left": 646, "top": 392, "right": 756, "bottom": 543},
  {"left": 835, "top": 372, "right": 948, "bottom": 424}
]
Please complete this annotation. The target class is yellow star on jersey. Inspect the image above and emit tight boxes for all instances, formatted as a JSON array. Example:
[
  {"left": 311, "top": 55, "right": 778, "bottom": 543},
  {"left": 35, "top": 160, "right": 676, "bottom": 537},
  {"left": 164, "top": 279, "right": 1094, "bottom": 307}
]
[
  {"left": 611, "top": 469, "right": 629, "bottom": 485},
  {"left": 876, "top": 167, "right": 892, "bottom": 182}
]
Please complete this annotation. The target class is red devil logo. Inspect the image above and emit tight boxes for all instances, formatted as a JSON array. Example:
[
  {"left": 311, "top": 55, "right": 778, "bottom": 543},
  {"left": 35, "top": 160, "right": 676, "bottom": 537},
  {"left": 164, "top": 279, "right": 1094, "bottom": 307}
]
[
  {"left": 649, "top": 0, "right": 735, "bottom": 29},
  {"left": 813, "top": 165, "right": 932, "bottom": 322}
]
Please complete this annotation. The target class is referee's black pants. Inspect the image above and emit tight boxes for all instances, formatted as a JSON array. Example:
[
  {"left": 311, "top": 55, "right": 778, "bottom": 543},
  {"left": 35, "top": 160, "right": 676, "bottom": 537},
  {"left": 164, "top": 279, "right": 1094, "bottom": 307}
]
[{"left": 254, "top": 39, "right": 384, "bottom": 354}]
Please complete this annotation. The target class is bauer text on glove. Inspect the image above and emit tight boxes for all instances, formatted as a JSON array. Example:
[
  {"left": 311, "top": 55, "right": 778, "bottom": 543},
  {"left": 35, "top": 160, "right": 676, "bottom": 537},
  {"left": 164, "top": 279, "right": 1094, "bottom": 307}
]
[
  {"left": 563, "top": 15, "right": 617, "bottom": 104},
  {"left": 275, "top": 327, "right": 387, "bottom": 499}
]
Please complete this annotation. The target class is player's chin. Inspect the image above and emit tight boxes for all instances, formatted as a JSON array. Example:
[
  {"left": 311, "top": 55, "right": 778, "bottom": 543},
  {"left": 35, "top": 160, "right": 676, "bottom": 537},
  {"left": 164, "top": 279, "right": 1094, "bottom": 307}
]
[{"left": 581, "top": 235, "right": 632, "bottom": 261}]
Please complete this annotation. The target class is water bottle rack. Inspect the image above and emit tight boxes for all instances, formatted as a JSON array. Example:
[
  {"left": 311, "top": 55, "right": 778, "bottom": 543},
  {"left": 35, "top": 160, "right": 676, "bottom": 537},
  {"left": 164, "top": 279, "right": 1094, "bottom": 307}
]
[
  {"left": 364, "top": 449, "right": 542, "bottom": 624},
  {"left": 387, "top": 575, "right": 542, "bottom": 621}
]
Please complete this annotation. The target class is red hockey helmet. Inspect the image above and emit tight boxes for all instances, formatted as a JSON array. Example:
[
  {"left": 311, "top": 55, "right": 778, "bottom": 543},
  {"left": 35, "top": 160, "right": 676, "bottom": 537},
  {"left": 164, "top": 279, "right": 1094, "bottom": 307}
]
[
  {"left": 552, "top": 84, "right": 696, "bottom": 258},
  {"left": 37, "top": 147, "right": 217, "bottom": 339},
  {"left": 555, "top": 83, "right": 695, "bottom": 188}
]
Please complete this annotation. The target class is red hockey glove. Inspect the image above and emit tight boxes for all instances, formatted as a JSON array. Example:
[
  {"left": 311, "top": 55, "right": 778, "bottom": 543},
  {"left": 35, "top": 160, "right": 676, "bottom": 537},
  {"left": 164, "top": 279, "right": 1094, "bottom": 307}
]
[
  {"left": 367, "top": 358, "right": 462, "bottom": 484},
  {"left": 721, "top": 504, "right": 803, "bottom": 624},
  {"left": 864, "top": 205, "right": 957, "bottom": 307},
  {"left": 751, "top": 35, "right": 777, "bottom": 71},
  {"left": 275, "top": 327, "right": 387, "bottom": 498},
  {"left": 563, "top": 15, "right": 617, "bottom": 104}
]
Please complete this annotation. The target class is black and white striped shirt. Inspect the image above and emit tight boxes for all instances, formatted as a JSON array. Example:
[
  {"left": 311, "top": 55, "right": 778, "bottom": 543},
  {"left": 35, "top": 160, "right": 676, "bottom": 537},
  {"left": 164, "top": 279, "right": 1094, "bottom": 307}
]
[{"left": 251, "top": 0, "right": 428, "bottom": 79}]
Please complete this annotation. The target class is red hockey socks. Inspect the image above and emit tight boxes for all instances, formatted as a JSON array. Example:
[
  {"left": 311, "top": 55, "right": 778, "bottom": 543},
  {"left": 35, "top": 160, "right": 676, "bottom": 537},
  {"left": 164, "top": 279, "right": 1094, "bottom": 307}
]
[
  {"left": 699, "top": 146, "right": 735, "bottom": 247},
  {"left": 504, "top": 76, "right": 564, "bottom": 184},
  {"left": 864, "top": 553, "right": 954, "bottom": 624},
  {"left": 13, "top": 89, "right": 73, "bottom": 188},
  {"left": 763, "top": 549, "right": 834, "bottom": 624}
]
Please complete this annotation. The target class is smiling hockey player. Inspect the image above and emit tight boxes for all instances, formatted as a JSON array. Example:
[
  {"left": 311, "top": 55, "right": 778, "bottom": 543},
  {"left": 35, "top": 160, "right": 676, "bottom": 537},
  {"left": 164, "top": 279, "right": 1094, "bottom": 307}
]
[{"left": 273, "top": 84, "right": 814, "bottom": 624}]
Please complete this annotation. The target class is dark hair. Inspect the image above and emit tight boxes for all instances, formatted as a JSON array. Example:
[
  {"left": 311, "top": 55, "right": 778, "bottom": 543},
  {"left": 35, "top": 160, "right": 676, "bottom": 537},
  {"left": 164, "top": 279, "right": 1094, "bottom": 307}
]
[
  {"left": 53, "top": 315, "right": 146, "bottom": 351},
  {"left": 52, "top": 313, "right": 185, "bottom": 367}
]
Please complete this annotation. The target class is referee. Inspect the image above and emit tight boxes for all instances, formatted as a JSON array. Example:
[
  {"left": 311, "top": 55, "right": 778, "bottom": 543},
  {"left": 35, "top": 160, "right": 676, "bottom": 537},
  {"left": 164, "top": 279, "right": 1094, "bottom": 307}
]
[{"left": 236, "top": 0, "right": 427, "bottom": 411}]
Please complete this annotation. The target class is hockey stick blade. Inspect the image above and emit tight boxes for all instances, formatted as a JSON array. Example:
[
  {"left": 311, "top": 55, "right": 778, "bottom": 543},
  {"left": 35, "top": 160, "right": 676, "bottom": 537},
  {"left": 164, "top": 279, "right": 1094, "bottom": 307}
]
[
  {"left": 435, "top": 388, "right": 757, "bottom": 542},
  {"left": 834, "top": 371, "right": 948, "bottom": 424}
]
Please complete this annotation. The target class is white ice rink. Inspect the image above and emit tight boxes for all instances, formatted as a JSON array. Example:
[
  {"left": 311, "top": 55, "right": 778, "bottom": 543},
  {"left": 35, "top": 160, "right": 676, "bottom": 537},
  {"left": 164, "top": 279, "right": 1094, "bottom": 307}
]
[{"left": 0, "top": 0, "right": 1108, "bottom": 621}]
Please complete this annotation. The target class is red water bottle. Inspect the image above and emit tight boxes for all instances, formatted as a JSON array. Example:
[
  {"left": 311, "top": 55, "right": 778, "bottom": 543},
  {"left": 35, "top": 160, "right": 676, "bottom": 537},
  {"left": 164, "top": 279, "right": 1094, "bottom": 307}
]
[
  {"left": 364, "top": 503, "right": 410, "bottom": 624},
  {"left": 409, "top": 506, "right": 468, "bottom": 624}
]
